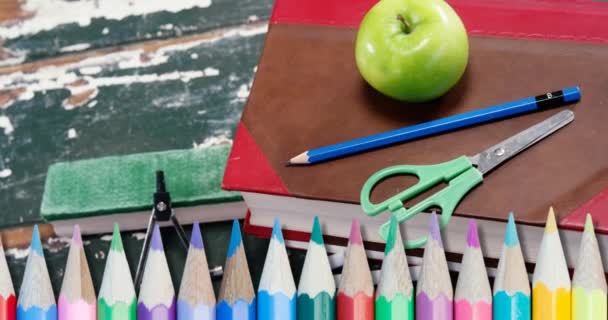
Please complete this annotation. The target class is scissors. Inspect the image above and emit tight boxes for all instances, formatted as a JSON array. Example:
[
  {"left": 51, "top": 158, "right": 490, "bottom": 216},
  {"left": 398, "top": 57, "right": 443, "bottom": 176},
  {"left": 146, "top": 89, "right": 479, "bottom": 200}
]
[{"left": 360, "top": 110, "right": 575, "bottom": 249}]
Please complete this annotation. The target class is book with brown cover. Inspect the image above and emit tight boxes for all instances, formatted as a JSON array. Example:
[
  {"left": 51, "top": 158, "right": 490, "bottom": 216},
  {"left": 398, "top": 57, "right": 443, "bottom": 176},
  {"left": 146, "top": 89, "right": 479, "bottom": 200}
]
[{"left": 223, "top": 0, "right": 608, "bottom": 237}]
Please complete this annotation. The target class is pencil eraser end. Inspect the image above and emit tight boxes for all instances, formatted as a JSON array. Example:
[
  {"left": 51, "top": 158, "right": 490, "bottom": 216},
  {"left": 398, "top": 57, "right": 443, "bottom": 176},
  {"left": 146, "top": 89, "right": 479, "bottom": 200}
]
[{"left": 563, "top": 86, "right": 581, "bottom": 103}]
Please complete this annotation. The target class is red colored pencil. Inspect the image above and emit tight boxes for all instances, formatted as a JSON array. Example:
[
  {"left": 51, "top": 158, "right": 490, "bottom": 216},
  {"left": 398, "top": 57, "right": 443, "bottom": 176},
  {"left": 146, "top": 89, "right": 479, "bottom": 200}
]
[
  {"left": 0, "top": 237, "right": 15, "bottom": 320},
  {"left": 337, "top": 219, "right": 374, "bottom": 320}
]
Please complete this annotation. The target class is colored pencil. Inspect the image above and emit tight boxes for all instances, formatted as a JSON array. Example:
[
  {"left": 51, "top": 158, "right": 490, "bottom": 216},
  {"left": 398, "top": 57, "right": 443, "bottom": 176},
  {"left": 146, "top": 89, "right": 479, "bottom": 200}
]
[
  {"left": 217, "top": 220, "right": 256, "bottom": 320},
  {"left": 493, "top": 213, "right": 531, "bottom": 320},
  {"left": 532, "top": 208, "right": 571, "bottom": 320},
  {"left": 0, "top": 236, "right": 15, "bottom": 320},
  {"left": 17, "top": 225, "right": 57, "bottom": 320},
  {"left": 572, "top": 214, "right": 607, "bottom": 320},
  {"left": 376, "top": 215, "right": 413, "bottom": 320},
  {"left": 258, "top": 219, "right": 296, "bottom": 320},
  {"left": 138, "top": 224, "right": 175, "bottom": 320},
  {"left": 337, "top": 219, "right": 373, "bottom": 320},
  {"left": 98, "top": 224, "right": 137, "bottom": 320},
  {"left": 288, "top": 87, "right": 581, "bottom": 165},
  {"left": 177, "top": 223, "right": 216, "bottom": 320},
  {"left": 58, "top": 226, "right": 96, "bottom": 320},
  {"left": 454, "top": 220, "right": 491, "bottom": 320},
  {"left": 297, "top": 216, "right": 336, "bottom": 320},
  {"left": 416, "top": 213, "right": 453, "bottom": 320}
]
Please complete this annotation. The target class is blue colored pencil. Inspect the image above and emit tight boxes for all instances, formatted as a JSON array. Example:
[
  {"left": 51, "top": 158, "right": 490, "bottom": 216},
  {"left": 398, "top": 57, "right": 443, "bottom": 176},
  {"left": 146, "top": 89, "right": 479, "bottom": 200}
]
[
  {"left": 217, "top": 220, "right": 256, "bottom": 320},
  {"left": 493, "top": 213, "right": 530, "bottom": 320},
  {"left": 17, "top": 225, "right": 57, "bottom": 320},
  {"left": 288, "top": 87, "right": 581, "bottom": 164},
  {"left": 258, "top": 219, "right": 296, "bottom": 320}
]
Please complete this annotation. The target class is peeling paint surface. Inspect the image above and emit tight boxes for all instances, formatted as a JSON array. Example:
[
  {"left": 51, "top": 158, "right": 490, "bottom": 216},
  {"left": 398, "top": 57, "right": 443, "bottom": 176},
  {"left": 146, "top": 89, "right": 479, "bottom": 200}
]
[{"left": 0, "top": 22, "right": 266, "bottom": 226}]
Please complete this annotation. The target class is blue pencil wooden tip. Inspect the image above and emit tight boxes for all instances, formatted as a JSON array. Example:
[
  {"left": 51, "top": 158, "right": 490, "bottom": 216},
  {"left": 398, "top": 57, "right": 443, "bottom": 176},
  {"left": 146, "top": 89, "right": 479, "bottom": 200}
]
[{"left": 227, "top": 220, "right": 242, "bottom": 258}]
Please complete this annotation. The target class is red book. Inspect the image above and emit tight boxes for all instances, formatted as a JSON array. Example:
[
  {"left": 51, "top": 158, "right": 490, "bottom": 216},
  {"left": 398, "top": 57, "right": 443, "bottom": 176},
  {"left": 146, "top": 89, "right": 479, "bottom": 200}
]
[{"left": 223, "top": 0, "right": 608, "bottom": 267}]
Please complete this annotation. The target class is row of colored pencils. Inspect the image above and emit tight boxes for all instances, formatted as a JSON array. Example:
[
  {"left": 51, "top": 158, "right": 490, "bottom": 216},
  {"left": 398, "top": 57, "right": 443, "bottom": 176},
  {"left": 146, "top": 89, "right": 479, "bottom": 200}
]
[
  {"left": 0, "top": 222, "right": 217, "bottom": 320},
  {"left": 0, "top": 209, "right": 605, "bottom": 320}
]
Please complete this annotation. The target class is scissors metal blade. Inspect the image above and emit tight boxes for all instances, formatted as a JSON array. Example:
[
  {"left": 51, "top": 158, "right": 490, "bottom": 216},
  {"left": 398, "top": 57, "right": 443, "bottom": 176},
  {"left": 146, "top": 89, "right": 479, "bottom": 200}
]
[{"left": 469, "top": 110, "right": 575, "bottom": 175}]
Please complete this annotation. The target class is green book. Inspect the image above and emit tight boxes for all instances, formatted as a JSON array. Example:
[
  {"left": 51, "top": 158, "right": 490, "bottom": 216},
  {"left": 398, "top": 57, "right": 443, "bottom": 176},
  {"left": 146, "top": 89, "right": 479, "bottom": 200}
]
[{"left": 41, "top": 145, "right": 243, "bottom": 236}]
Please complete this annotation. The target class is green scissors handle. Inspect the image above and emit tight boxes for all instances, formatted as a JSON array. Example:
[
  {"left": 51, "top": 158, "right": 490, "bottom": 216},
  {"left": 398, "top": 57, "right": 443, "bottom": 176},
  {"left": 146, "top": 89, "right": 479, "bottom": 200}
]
[{"left": 360, "top": 156, "right": 483, "bottom": 249}]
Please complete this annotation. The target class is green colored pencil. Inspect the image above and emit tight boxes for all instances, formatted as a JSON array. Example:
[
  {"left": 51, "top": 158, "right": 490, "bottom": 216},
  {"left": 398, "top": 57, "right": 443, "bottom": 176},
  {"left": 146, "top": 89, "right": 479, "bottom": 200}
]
[
  {"left": 98, "top": 224, "right": 137, "bottom": 320},
  {"left": 376, "top": 215, "right": 413, "bottom": 320},
  {"left": 297, "top": 217, "right": 336, "bottom": 320}
]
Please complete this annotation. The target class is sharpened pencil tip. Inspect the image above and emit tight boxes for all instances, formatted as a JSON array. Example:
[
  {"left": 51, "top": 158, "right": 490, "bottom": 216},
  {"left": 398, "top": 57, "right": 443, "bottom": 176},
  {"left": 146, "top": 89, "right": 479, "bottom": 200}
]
[
  {"left": 545, "top": 207, "right": 558, "bottom": 234},
  {"left": 584, "top": 213, "right": 595, "bottom": 235},
  {"left": 385, "top": 215, "right": 398, "bottom": 254},
  {"left": 227, "top": 219, "right": 242, "bottom": 258},
  {"left": 150, "top": 224, "right": 164, "bottom": 251},
  {"left": 30, "top": 225, "right": 43, "bottom": 256},
  {"left": 288, "top": 152, "right": 310, "bottom": 165},
  {"left": 504, "top": 212, "right": 519, "bottom": 247},
  {"left": 349, "top": 219, "right": 363, "bottom": 245},
  {"left": 311, "top": 216, "right": 324, "bottom": 245},
  {"left": 191, "top": 222, "right": 204, "bottom": 249},
  {"left": 110, "top": 224, "right": 124, "bottom": 252},
  {"left": 466, "top": 219, "right": 480, "bottom": 248},
  {"left": 72, "top": 225, "right": 83, "bottom": 248},
  {"left": 429, "top": 212, "right": 443, "bottom": 247},
  {"left": 271, "top": 218, "right": 285, "bottom": 244}
]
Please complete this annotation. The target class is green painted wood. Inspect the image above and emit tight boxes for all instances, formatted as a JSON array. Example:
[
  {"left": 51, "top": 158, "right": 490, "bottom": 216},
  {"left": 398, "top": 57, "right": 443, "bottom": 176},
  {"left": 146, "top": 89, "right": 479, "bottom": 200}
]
[{"left": 0, "top": 0, "right": 273, "bottom": 64}]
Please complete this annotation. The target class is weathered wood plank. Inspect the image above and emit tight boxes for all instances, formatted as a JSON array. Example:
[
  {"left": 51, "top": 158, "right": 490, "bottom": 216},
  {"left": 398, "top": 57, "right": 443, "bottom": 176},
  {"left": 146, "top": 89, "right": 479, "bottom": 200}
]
[
  {"left": 0, "top": 22, "right": 267, "bottom": 227},
  {"left": 0, "top": 0, "right": 273, "bottom": 65}
]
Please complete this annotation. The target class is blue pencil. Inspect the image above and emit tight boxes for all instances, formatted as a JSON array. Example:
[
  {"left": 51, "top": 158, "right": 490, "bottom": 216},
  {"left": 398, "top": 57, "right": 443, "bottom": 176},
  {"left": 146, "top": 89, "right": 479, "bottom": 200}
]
[
  {"left": 217, "top": 220, "right": 256, "bottom": 320},
  {"left": 258, "top": 219, "right": 296, "bottom": 320},
  {"left": 17, "top": 225, "right": 57, "bottom": 320},
  {"left": 288, "top": 87, "right": 581, "bottom": 165}
]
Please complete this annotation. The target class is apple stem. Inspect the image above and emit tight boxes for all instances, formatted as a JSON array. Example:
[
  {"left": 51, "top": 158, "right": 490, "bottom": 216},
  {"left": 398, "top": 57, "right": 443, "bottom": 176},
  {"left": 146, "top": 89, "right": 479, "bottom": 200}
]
[{"left": 396, "top": 14, "right": 411, "bottom": 34}]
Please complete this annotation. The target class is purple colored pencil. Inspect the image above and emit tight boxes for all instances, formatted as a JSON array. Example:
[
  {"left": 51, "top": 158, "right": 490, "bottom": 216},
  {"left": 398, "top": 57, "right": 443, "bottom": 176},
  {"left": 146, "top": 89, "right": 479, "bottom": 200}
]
[{"left": 416, "top": 213, "right": 453, "bottom": 320}]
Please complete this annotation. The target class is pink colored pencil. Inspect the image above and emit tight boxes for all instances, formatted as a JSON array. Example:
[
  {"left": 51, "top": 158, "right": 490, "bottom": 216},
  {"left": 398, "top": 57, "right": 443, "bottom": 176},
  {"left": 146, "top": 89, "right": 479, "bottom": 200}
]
[
  {"left": 58, "top": 225, "right": 96, "bottom": 320},
  {"left": 454, "top": 220, "right": 492, "bottom": 320}
]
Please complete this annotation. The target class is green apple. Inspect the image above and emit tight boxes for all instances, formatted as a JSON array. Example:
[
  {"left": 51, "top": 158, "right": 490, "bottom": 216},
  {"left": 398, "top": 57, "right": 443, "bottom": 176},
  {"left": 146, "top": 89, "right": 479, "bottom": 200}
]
[{"left": 355, "top": 0, "right": 469, "bottom": 102}]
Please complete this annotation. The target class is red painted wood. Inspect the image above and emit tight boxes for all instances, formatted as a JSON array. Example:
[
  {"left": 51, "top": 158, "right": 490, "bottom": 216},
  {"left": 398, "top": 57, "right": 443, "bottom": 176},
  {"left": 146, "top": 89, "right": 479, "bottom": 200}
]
[
  {"left": 337, "top": 292, "right": 374, "bottom": 320},
  {"left": 0, "top": 295, "right": 16, "bottom": 320},
  {"left": 270, "top": 0, "right": 608, "bottom": 43},
  {"left": 222, "top": 123, "right": 290, "bottom": 196}
]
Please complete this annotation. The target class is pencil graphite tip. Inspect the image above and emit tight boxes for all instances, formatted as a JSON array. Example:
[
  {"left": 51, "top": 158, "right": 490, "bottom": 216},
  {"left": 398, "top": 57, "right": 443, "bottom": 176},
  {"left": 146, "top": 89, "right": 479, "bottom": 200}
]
[
  {"left": 72, "top": 225, "right": 83, "bottom": 247},
  {"left": 385, "top": 215, "right": 398, "bottom": 254},
  {"left": 545, "top": 207, "right": 558, "bottom": 234},
  {"left": 429, "top": 212, "right": 443, "bottom": 247},
  {"left": 190, "top": 222, "right": 204, "bottom": 249},
  {"left": 466, "top": 219, "right": 480, "bottom": 248},
  {"left": 110, "top": 224, "right": 124, "bottom": 252},
  {"left": 349, "top": 219, "right": 363, "bottom": 245},
  {"left": 310, "top": 216, "right": 324, "bottom": 245},
  {"left": 150, "top": 224, "right": 164, "bottom": 251},
  {"left": 271, "top": 218, "right": 285, "bottom": 244},
  {"left": 227, "top": 219, "right": 242, "bottom": 258},
  {"left": 584, "top": 213, "right": 595, "bottom": 235},
  {"left": 504, "top": 212, "right": 519, "bottom": 247},
  {"left": 30, "top": 224, "right": 43, "bottom": 256}
]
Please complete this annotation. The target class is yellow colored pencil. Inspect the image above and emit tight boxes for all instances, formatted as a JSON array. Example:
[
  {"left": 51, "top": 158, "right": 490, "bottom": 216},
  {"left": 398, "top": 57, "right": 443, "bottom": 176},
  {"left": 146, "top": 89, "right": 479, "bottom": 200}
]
[{"left": 532, "top": 208, "right": 570, "bottom": 320}]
